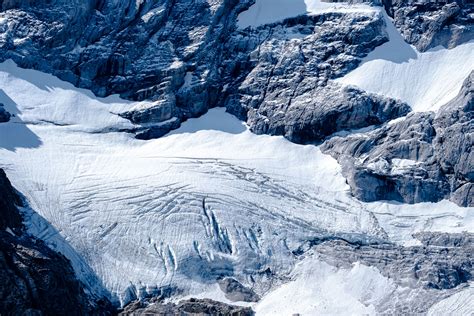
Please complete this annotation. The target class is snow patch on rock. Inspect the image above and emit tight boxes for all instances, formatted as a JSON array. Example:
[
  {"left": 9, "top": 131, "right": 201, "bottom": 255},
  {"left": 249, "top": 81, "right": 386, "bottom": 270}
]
[
  {"left": 336, "top": 12, "right": 474, "bottom": 112},
  {"left": 237, "top": 0, "right": 375, "bottom": 29}
]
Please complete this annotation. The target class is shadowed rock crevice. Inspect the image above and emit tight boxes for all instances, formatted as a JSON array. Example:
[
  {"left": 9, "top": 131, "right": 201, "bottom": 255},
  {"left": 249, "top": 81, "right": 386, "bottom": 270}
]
[{"left": 0, "top": 102, "right": 10, "bottom": 122}]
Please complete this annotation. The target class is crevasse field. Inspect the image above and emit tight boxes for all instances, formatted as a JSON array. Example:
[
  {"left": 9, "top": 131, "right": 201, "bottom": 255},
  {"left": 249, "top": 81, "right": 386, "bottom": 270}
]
[{"left": 1, "top": 0, "right": 473, "bottom": 314}]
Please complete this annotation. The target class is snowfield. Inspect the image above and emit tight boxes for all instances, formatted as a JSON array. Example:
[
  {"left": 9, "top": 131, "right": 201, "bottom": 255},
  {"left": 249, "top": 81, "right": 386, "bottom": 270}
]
[
  {"left": 255, "top": 254, "right": 396, "bottom": 315},
  {"left": 237, "top": 0, "right": 375, "bottom": 29},
  {"left": 336, "top": 12, "right": 474, "bottom": 112},
  {"left": 0, "top": 59, "right": 472, "bottom": 310},
  {"left": 428, "top": 284, "right": 474, "bottom": 316}
]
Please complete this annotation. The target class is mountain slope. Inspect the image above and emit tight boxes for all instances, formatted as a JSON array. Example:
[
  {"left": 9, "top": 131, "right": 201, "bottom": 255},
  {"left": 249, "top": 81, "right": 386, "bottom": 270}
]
[
  {"left": 0, "top": 0, "right": 473, "bottom": 314},
  {"left": 0, "top": 168, "right": 113, "bottom": 315}
]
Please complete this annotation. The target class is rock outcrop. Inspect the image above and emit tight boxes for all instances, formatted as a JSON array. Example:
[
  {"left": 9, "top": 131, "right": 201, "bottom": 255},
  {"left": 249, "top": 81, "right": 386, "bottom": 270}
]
[
  {"left": 217, "top": 277, "right": 260, "bottom": 303},
  {"left": 382, "top": 0, "right": 473, "bottom": 52},
  {"left": 303, "top": 232, "right": 473, "bottom": 314},
  {"left": 322, "top": 71, "right": 474, "bottom": 206},
  {"left": 0, "top": 103, "right": 10, "bottom": 122},
  {"left": 223, "top": 12, "right": 411, "bottom": 143},
  {"left": 119, "top": 298, "right": 254, "bottom": 316},
  {"left": 0, "top": 169, "right": 113, "bottom": 315},
  {"left": 0, "top": 1, "right": 412, "bottom": 143},
  {"left": 0, "top": 0, "right": 252, "bottom": 128}
]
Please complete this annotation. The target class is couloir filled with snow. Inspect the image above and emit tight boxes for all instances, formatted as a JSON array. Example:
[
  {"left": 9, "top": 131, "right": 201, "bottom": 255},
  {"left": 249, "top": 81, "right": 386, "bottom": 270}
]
[{"left": 0, "top": 58, "right": 472, "bottom": 311}]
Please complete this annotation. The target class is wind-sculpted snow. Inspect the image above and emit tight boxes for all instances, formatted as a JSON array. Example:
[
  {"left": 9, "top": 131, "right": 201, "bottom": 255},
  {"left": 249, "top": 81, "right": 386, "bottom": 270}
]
[{"left": 0, "top": 61, "right": 472, "bottom": 311}]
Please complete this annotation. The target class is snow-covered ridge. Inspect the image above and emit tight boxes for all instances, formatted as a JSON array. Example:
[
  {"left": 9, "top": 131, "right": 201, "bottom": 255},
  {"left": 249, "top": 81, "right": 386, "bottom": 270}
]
[
  {"left": 237, "top": 0, "right": 376, "bottom": 29},
  {"left": 336, "top": 12, "right": 474, "bottom": 112}
]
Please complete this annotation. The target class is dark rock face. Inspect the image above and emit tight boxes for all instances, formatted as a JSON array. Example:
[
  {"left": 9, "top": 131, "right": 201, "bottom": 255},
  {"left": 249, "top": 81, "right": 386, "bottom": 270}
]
[
  {"left": 244, "top": 84, "right": 410, "bottom": 144},
  {"left": 119, "top": 298, "right": 254, "bottom": 316},
  {"left": 0, "top": 0, "right": 253, "bottom": 126},
  {"left": 222, "top": 12, "right": 410, "bottom": 143},
  {"left": 322, "top": 71, "right": 474, "bottom": 206},
  {"left": 0, "top": 169, "right": 23, "bottom": 232},
  {"left": 382, "top": 0, "right": 473, "bottom": 51},
  {"left": 0, "top": 1, "right": 410, "bottom": 143},
  {"left": 0, "top": 103, "right": 10, "bottom": 122},
  {"left": 217, "top": 277, "right": 259, "bottom": 303},
  {"left": 0, "top": 169, "right": 113, "bottom": 315}
]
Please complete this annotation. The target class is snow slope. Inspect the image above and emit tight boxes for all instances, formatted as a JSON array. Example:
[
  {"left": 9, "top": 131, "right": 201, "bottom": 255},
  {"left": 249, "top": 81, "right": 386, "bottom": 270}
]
[
  {"left": 336, "top": 12, "right": 474, "bottom": 112},
  {"left": 237, "top": 0, "right": 375, "bottom": 29},
  {"left": 255, "top": 254, "right": 396, "bottom": 315},
  {"left": 0, "top": 60, "right": 472, "bottom": 307},
  {"left": 428, "top": 284, "right": 474, "bottom": 316}
]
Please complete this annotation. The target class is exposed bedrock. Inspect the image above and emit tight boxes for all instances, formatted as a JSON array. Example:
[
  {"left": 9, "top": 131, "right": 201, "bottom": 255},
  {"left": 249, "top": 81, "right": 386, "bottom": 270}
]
[
  {"left": 0, "top": 0, "right": 471, "bottom": 142},
  {"left": 0, "top": 169, "right": 114, "bottom": 315},
  {"left": 302, "top": 232, "right": 473, "bottom": 314},
  {"left": 223, "top": 12, "right": 411, "bottom": 143},
  {"left": 217, "top": 277, "right": 260, "bottom": 303},
  {"left": 0, "top": 103, "right": 10, "bottom": 122},
  {"left": 0, "top": 0, "right": 253, "bottom": 127},
  {"left": 119, "top": 298, "right": 255, "bottom": 316},
  {"left": 0, "top": 1, "right": 412, "bottom": 142},
  {"left": 382, "top": 0, "right": 473, "bottom": 52},
  {"left": 322, "top": 71, "right": 474, "bottom": 206}
]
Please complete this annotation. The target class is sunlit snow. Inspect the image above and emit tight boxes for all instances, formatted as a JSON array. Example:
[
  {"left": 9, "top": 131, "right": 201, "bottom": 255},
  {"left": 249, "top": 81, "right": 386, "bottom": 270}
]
[
  {"left": 336, "top": 12, "right": 474, "bottom": 112},
  {"left": 237, "top": 0, "right": 375, "bottom": 29},
  {"left": 255, "top": 255, "right": 396, "bottom": 315},
  {"left": 0, "top": 60, "right": 472, "bottom": 308}
]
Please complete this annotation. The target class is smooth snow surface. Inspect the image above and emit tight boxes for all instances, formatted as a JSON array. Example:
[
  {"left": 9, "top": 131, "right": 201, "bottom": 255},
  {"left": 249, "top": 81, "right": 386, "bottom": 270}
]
[
  {"left": 336, "top": 12, "right": 474, "bottom": 112},
  {"left": 255, "top": 254, "right": 396, "bottom": 315},
  {"left": 428, "top": 284, "right": 474, "bottom": 316},
  {"left": 237, "top": 0, "right": 375, "bottom": 29},
  {"left": 0, "top": 60, "right": 473, "bottom": 307}
]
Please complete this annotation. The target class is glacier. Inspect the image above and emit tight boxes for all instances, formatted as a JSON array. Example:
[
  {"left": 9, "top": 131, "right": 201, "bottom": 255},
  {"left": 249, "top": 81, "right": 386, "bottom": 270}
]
[
  {"left": 0, "top": 0, "right": 473, "bottom": 314},
  {"left": 0, "top": 58, "right": 472, "bottom": 311}
]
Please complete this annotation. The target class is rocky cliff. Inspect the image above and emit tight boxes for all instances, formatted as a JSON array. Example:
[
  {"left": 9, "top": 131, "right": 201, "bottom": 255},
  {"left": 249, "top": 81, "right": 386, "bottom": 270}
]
[
  {"left": 322, "top": 71, "right": 474, "bottom": 206},
  {"left": 382, "top": 0, "right": 473, "bottom": 51}
]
